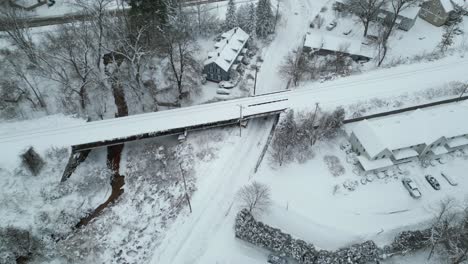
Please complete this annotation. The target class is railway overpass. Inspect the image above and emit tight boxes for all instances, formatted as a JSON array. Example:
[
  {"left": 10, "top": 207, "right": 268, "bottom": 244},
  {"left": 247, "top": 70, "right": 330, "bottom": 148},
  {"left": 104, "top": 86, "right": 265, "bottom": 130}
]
[{"left": 0, "top": 92, "right": 289, "bottom": 159}]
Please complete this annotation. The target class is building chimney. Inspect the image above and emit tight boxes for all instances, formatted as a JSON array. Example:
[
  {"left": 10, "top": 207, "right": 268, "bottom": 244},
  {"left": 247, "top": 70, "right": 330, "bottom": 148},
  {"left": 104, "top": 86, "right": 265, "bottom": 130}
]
[
  {"left": 234, "top": 28, "right": 237, "bottom": 33},
  {"left": 218, "top": 52, "right": 220, "bottom": 57}
]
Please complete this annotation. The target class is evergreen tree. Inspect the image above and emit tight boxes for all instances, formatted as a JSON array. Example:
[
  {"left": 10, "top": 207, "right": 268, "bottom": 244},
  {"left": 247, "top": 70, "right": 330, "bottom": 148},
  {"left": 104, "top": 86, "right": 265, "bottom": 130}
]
[
  {"left": 127, "top": 0, "right": 174, "bottom": 47},
  {"left": 128, "top": 0, "right": 170, "bottom": 28},
  {"left": 225, "top": 0, "right": 238, "bottom": 30},
  {"left": 247, "top": 3, "right": 257, "bottom": 37},
  {"left": 237, "top": 4, "right": 250, "bottom": 32},
  {"left": 256, "top": 0, "right": 274, "bottom": 38}
]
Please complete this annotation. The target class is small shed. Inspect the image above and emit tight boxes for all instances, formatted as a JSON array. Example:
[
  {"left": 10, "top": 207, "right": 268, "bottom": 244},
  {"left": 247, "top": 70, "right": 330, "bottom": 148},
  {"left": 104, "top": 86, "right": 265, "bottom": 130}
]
[{"left": 378, "top": 4, "right": 421, "bottom": 31}]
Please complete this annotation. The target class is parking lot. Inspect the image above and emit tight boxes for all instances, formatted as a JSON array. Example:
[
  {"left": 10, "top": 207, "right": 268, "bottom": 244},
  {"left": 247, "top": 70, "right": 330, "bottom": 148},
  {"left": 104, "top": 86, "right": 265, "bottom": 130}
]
[{"left": 253, "top": 137, "right": 468, "bottom": 252}]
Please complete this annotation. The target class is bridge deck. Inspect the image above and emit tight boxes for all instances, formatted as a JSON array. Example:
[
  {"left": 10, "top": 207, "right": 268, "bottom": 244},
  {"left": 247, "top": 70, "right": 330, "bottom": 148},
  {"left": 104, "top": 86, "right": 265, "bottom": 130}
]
[{"left": 0, "top": 93, "right": 288, "bottom": 167}]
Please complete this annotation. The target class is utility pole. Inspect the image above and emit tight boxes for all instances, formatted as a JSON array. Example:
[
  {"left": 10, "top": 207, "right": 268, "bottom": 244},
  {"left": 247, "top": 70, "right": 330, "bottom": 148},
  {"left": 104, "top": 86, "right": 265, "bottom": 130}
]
[
  {"left": 273, "top": 1, "right": 280, "bottom": 32},
  {"left": 458, "top": 84, "right": 468, "bottom": 101},
  {"left": 311, "top": 102, "right": 320, "bottom": 145},
  {"left": 179, "top": 163, "right": 192, "bottom": 213},
  {"left": 238, "top": 104, "right": 244, "bottom": 137},
  {"left": 253, "top": 66, "right": 259, "bottom": 96}
]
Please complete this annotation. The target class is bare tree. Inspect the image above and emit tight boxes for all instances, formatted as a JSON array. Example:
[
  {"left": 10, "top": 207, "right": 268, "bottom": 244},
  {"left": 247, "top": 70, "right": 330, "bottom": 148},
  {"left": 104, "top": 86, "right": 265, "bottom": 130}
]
[
  {"left": 42, "top": 21, "right": 99, "bottom": 111},
  {"left": 237, "top": 181, "right": 272, "bottom": 214},
  {"left": 159, "top": 8, "right": 199, "bottom": 102},
  {"left": 426, "top": 199, "right": 468, "bottom": 263},
  {"left": 427, "top": 198, "right": 457, "bottom": 260},
  {"left": 300, "top": 103, "right": 321, "bottom": 145},
  {"left": 1, "top": 50, "right": 47, "bottom": 109},
  {"left": 280, "top": 47, "right": 309, "bottom": 86},
  {"left": 438, "top": 24, "right": 460, "bottom": 53},
  {"left": 345, "top": 0, "right": 385, "bottom": 36},
  {"left": 377, "top": 0, "right": 421, "bottom": 66},
  {"left": 0, "top": 6, "right": 39, "bottom": 64},
  {"left": 270, "top": 110, "right": 297, "bottom": 166}
]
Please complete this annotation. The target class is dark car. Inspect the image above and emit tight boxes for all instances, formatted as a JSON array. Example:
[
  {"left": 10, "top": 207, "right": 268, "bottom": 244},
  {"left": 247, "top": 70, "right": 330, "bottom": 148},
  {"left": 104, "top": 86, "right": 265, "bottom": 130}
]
[
  {"left": 268, "top": 254, "right": 288, "bottom": 264},
  {"left": 425, "top": 175, "right": 441, "bottom": 190}
]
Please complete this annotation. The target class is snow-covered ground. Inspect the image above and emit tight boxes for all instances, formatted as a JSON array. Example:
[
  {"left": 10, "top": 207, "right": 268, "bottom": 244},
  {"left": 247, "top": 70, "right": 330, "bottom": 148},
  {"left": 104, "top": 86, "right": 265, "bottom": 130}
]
[
  {"left": 308, "top": 0, "right": 468, "bottom": 63},
  {"left": 256, "top": 136, "right": 468, "bottom": 249},
  {"left": 10, "top": 0, "right": 127, "bottom": 18},
  {"left": 2, "top": 0, "right": 468, "bottom": 263}
]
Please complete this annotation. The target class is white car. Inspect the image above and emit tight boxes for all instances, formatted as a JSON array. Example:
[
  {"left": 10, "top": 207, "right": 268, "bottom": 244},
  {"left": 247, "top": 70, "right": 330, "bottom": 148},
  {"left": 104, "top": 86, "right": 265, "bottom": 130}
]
[
  {"left": 441, "top": 172, "right": 458, "bottom": 186},
  {"left": 402, "top": 178, "right": 422, "bottom": 199},
  {"left": 216, "top": 88, "right": 231, "bottom": 95},
  {"left": 218, "top": 81, "right": 235, "bottom": 89}
]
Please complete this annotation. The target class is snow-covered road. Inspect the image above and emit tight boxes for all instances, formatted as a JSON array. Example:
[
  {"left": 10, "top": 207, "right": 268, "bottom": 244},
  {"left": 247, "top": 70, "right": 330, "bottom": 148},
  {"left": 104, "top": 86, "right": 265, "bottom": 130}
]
[{"left": 151, "top": 0, "right": 330, "bottom": 263}]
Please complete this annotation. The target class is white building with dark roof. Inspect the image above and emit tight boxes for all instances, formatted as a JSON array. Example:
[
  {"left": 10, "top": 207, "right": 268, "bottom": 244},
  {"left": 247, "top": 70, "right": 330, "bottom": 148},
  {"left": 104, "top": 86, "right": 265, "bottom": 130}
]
[
  {"left": 346, "top": 101, "right": 468, "bottom": 173},
  {"left": 203, "top": 27, "right": 249, "bottom": 82},
  {"left": 303, "top": 32, "right": 372, "bottom": 61}
]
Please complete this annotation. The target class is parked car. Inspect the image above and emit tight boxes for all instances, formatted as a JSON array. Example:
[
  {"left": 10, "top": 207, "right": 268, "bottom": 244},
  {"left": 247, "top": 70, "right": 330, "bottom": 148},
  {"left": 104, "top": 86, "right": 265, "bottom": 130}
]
[
  {"left": 425, "top": 175, "right": 441, "bottom": 190},
  {"left": 326, "top": 21, "right": 337, "bottom": 31},
  {"left": 219, "top": 81, "right": 235, "bottom": 89},
  {"left": 402, "top": 178, "right": 422, "bottom": 198},
  {"left": 441, "top": 172, "right": 458, "bottom": 186},
  {"left": 216, "top": 88, "right": 231, "bottom": 95},
  {"left": 268, "top": 254, "right": 288, "bottom": 264},
  {"left": 343, "top": 29, "right": 352, "bottom": 35}
]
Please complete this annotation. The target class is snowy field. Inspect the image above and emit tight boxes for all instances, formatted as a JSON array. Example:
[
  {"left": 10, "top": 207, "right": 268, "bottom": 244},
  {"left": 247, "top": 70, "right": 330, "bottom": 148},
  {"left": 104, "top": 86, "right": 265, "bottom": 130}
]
[{"left": 2, "top": 0, "right": 468, "bottom": 263}]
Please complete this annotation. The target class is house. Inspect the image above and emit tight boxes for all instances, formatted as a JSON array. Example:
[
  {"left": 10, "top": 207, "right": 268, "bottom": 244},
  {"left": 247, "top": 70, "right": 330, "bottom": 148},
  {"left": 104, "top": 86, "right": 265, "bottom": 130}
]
[
  {"left": 4, "top": 0, "right": 51, "bottom": 10},
  {"left": 303, "top": 32, "right": 372, "bottom": 61},
  {"left": 345, "top": 101, "right": 468, "bottom": 173},
  {"left": 203, "top": 27, "right": 249, "bottom": 83},
  {"left": 419, "top": 0, "right": 467, "bottom": 26},
  {"left": 377, "top": 4, "right": 421, "bottom": 31}
]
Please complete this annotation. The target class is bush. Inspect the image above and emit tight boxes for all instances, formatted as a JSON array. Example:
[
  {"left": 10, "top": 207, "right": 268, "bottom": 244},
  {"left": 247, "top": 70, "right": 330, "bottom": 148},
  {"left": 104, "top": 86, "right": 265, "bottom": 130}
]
[
  {"left": 0, "top": 227, "right": 44, "bottom": 263},
  {"left": 323, "top": 155, "right": 345, "bottom": 176},
  {"left": 235, "top": 209, "right": 382, "bottom": 264}
]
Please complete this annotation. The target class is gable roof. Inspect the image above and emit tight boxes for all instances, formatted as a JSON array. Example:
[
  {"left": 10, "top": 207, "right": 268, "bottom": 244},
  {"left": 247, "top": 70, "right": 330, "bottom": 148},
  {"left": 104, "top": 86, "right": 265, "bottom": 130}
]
[
  {"left": 352, "top": 120, "right": 388, "bottom": 158},
  {"left": 380, "top": 3, "right": 421, "bottom": 18},
  {"left": 347, "top": 101, "right": 468, "bottom": 159},
  {"left": 204, "top": 27, "right": 250, "bottom": 72}
]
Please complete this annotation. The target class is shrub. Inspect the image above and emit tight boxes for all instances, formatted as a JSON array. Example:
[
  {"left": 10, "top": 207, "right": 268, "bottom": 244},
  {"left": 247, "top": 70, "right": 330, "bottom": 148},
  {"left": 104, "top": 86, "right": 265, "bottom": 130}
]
[{"left": 323, "top": 155, "right": 345, "bottom": 176}]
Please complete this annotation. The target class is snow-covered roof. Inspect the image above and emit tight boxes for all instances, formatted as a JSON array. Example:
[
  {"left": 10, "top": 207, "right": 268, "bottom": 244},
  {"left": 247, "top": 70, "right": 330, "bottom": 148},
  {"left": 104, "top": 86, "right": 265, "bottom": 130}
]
[
  {"left": 440, "top": 0, "right": 456, "bottom": 12},
  {"left": 393, "top": 148, "right": 419, "bottom": 160},
  {"left": 304, "top": 32, "right": 372, "bottom": 58},
  {"left": 347, "top": 101, "right": 468, "bottom": 159},
  {"left": 446, "top": 136, "right": 468, "bottom": 148},
  {"left": 357, "top": 156, "right": 394, "bottom": 171},
  {"left": 351, "top": 120, "right": 388, "bottom": 158},
  {"left": 399, "top": 5, "right": 421, "bottom": 18},
  {"left": 432, "top": 146, "right": 449, "bottom": 155},
  {"left": 452, "top": 0, "right": 468, "bottom": 8},
  {"left": 205, "top": 27, "right": 250, "bottom": 72},
  {"left": 381, "top": 4, "right": 421, "bottom": 18}
]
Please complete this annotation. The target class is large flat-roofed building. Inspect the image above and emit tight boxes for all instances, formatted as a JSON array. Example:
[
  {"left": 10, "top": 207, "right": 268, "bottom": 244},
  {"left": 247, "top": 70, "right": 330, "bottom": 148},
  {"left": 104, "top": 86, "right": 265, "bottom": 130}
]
[
  {"left": 303, "top": 32, "right": 372, "bottom": 62},
  {"left": 345, "top": 101, "right": 468, "bottom": 173}
]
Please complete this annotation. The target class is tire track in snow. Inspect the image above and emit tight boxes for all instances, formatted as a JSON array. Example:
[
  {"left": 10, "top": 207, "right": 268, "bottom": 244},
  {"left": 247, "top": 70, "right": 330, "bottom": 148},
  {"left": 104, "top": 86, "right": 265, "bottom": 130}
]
[{"left": 152, "top": 118, "right": 274, "bottom": 264}]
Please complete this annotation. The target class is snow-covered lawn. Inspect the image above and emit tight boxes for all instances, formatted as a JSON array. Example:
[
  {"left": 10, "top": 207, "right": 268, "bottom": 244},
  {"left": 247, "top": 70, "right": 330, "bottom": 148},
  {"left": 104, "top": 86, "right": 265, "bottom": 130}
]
[{"left": 0, "top": 146, "right": 111, "bottom": 238}]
